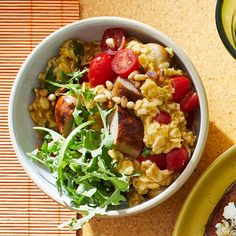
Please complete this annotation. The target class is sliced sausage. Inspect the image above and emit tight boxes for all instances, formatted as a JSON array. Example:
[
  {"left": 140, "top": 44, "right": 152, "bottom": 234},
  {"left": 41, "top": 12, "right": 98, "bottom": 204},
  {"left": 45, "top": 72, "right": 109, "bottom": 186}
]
[
  {"left": 109, "top": 106, "right": 144, "bottom": 159},
  {"left": 54, "top": 95, "right": 77, "bottom": 137},
  {"left": 112, "top": 76, "right": 143, "bottom": 102}
]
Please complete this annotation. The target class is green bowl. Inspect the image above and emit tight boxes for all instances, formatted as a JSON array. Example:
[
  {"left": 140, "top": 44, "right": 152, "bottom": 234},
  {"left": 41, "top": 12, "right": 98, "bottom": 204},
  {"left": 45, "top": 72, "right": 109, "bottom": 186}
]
[{"left": 216, "top": 0, "right": 236, "bottom": 58}]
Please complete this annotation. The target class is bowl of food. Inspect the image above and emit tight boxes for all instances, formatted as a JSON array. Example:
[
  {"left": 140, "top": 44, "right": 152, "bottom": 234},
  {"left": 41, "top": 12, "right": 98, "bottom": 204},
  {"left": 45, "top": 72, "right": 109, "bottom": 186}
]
[
  {"left": 216, "top": 0, "right": 236, "bottom": 58},
  {"left": 9, "top": 16, "right": 208, "bottom": 229}
]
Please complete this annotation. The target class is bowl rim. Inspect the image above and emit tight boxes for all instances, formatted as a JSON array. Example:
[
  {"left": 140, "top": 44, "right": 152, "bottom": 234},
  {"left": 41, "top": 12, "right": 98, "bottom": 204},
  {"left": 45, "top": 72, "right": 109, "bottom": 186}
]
[
  {"left": 8, "top": 16, "right": 209, "bottom": 217},
  {"left": 215, "top": 0, "right": 236, "bottom": 59}
]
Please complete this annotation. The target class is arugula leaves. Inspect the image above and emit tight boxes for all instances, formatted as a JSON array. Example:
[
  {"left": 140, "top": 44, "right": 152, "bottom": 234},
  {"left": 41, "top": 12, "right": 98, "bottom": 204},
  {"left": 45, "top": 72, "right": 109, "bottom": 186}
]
[
  {"left": 28, "top": 103, "right": 130, "bottom": 230},
  {"left": 45, "top": 68, "right": 90, "bottom": 98},
  {"left": 66, "top": 67, "right": 88, "bottom": 83},
  {"left": 45, "top": 67, "right": 87, "bottom": 86}
]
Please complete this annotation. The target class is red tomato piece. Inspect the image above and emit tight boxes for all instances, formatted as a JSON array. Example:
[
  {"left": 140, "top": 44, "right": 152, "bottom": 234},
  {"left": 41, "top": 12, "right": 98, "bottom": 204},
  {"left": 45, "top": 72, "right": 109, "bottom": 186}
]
[
  {"left": 137, "top": 154, "right": 167, "bottom": 170},
  {"left": 154, "top": 111, "right": 171, "bottom": 125},
  {"left": 180, "top": 91, "right": 199, "bottom": 112},
  {"left": 88, "top": 53, "right": 117, "bottom": 87},
  {"left": 101, "top": 28, "right": 126, "bottom": 55},
  {"left": 171, "top": 76, "right": 190, "bottom": 102},
  {"left": 111, "top": 49, "right": 139, "bottom": 77},
  {"left": 136, "top": 156, "right": 145, "bottom": 163},
  {"left": 166, "top": 147, "right": 189, "bottom": 172}
]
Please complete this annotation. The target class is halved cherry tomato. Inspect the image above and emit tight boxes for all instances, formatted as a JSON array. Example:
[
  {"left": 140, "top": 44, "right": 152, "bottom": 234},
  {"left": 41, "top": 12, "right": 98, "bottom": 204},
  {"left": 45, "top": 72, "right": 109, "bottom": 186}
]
[
  {"left": 180, "top": 91, "right": 199, "bottom": 112},
  {"left": 137, "top": 154, "right": 167, "bottom": 170},
  {"left": 111, "top": 49, "right": 139, "bottom": 77},
  {"left": 136, "top": 156, "right": 145, "bottom": 163},
  {"left": 101, "top": 28, "right": 126, "bottom": 55},
  {"left": 166, "top": 147, "right": 189, "bottom": 172},
  {"left": 88, "top": 53, "right": 117, "bottom": 87},
  {"left": 154, "top": 111, "right": 171, "bottom": 125},
  {"left": 171, "top": 76, "right": 190, "bottom": 102}
]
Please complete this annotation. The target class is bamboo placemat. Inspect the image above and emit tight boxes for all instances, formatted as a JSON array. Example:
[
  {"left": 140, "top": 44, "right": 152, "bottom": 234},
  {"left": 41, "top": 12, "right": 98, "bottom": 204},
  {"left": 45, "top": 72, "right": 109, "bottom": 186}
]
[{"left": 0, "top": 1, "right": 79, "bottom": 235}]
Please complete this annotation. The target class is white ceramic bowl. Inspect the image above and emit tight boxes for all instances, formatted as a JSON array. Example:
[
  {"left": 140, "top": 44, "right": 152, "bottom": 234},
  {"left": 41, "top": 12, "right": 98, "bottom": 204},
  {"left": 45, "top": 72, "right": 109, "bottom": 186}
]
[{"left": 9, "top": 16, "right": 209, "bottom": 217}]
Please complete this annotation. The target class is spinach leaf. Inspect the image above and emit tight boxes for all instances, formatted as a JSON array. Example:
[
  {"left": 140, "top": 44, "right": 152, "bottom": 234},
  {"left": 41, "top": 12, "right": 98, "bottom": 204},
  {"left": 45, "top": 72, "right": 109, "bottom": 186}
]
[
  {"left": 44, "top": 66, "right": 57, "bottom": 93},
  {"left": 59, "top": 70, "right": 66, "bottom": 81},
  {"left": 72, "top": 40, "right": 84, "bottom": 57},
  {"left": 45, "top": 66, "right": 54, "bottom": 81}
]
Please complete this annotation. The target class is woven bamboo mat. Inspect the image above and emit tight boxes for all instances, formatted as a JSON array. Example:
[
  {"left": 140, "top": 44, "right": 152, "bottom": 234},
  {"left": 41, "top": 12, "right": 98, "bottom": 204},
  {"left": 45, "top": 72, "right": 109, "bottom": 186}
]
[
  {"left": 0, "top": 1, "right": 79, "bottom": 235},
  {"left": 79, "top": 0, "right": 236, "bottom": 235}
]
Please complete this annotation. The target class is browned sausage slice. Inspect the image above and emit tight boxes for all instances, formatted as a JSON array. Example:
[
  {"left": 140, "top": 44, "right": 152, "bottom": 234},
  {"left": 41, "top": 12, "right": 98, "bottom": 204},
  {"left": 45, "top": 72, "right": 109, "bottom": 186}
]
[
  {"left": 112, "top": 77, "right": 143, "bottom": 102},
  {"left": 54, "top": 95, "right": 77, "bottom": 137},
  {"left": 109, "top": 106, "right": 144, "bottom": 159},
  {"left": 205, "top": 181, "right": 236, "bottom": 235}
]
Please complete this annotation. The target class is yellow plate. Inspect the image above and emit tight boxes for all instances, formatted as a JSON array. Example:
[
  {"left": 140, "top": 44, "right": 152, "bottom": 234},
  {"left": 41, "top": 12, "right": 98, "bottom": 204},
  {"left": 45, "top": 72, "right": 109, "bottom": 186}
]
[{"left": 173, "top": 145, "right": 236, "bottom": 235}]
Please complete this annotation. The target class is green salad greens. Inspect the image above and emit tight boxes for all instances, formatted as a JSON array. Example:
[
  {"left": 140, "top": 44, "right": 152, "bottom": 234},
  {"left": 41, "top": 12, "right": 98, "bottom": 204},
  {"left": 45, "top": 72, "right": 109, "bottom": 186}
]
[{"left": 27, "top": 70, "right": 132, "bottom": 230}]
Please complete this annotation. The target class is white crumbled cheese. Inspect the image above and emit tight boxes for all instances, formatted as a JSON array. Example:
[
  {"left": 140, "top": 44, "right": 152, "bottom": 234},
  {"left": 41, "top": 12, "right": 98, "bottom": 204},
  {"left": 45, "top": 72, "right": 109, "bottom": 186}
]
[
  {"left": 223, "top": 202, "right": 236, "bottom": 221},
  {"left": 215, "top": 202, "right": 236, "bottom": 236},
  {"left": 215, "top": 220, "right": 234, "bottom": 235}
]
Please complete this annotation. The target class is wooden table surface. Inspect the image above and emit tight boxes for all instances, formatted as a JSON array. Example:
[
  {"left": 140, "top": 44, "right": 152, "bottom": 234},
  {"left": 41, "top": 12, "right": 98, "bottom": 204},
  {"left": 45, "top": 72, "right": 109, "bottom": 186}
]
[{"left": 79, "top": 0, "right": 236, "bottom": 235}]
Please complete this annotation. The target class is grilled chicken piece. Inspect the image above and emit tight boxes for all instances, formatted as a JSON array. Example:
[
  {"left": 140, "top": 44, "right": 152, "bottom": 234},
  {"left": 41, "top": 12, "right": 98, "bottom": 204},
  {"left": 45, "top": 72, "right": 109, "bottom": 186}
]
[
  {"left": 147, "top": 43, "right": 171, "bottom": 66},
  {"left": 55, "top": 95, "right": 77, "bottom": 137},
  {"left": 112, "top": 77, "right": 143, "bottom": 102},
  {"left": 205, "top": 181, "right": 236, "bottom": 235},
  {"left": 109, "top": 106, "right": 144, "bottom": 159}
]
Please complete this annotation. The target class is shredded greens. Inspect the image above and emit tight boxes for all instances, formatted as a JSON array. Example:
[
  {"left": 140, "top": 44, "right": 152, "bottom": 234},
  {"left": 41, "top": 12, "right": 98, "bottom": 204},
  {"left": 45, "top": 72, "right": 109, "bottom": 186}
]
[
  {"left": 44, "top": 66, "right": 88, "bottom": 93},
  {"left": 66, "top": 67, "right": 88, "bottom": 83},
  {"left": 27, "top": 73, "right": 131, "bottom": 229}
]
